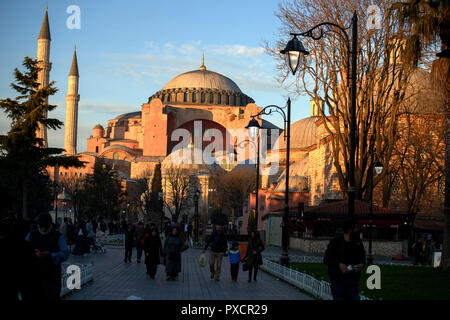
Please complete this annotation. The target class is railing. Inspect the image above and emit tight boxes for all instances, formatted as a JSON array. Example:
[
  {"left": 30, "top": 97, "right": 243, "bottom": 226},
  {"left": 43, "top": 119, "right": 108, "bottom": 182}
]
[
  {"left": 262, "top": 253, "right": 417, "bottom": 266},
  {"left": 60, "top": 263, "right": 94, "bottom": 297},
  {"left": 260, "top": 259, "right": 371, "bottom": 300}
]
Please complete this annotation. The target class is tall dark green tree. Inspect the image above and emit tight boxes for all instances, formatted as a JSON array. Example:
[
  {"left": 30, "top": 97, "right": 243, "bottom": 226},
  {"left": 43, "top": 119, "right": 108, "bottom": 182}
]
[
  {"left": 0, "top": 57, "right": 83, "bottom": 220},
  {"left": 82, "top": 161, "right": 124, "bottom": 221},
  {"left": 150, "top": 162, "right": 163, "bottom": 213}
]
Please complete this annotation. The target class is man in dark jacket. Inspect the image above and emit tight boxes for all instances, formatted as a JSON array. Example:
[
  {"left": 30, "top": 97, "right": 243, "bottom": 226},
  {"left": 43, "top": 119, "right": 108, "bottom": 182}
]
[
  {"left": 124, "top": 223, "right": 135, "bottom": 263},
  {"left": 203, "top": 225, "right": 228, "bottom": 281},
  {"left": 323, "top": 219, "right": 365, "bottom": 300},
  {"left": 25, "top": 213, "right": 69, "bottom": 300}
]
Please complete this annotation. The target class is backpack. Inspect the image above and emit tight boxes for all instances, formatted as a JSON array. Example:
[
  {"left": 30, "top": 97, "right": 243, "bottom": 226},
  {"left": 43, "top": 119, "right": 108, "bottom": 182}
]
[{"left": 140, "top": 233, "right": 149, "bottom": 246}]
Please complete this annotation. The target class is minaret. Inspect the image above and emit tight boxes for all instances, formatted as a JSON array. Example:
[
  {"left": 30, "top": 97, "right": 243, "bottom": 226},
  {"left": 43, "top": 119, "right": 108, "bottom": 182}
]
[
  {"left": 36, "top": 5, "right": 52, "bottom": 148},
  {"left": 64, "top": 46, "right": 80, "bottom": 155}
]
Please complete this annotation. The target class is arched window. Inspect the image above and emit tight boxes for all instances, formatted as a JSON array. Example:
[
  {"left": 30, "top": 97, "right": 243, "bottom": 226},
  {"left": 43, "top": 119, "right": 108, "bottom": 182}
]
[
  {"left": 217, "top": 94, "right": 221, "bottom": 104},
  {"left": 226, "top": 95, "right": 229, "bottom": 105},
  {"left": 192, "top": 92, "right": 197, "bottom": 103},
  {"left": 167, "top": 93, "right": 171, "bottom": 102},
  {"left": 184, "top": 92, "right": 188, "bottom": 102},
  {"left": 161, "top": 94, "right": 165, "bottom": 102},
  {"left": 209, "top": 93, "right": 214, "bottom": 103},
  {"left": 232, "top": 95, "right": 236, "bottom": 106},
  {"left": 201, "top": 92, "right": 205, "bottom": 103}
]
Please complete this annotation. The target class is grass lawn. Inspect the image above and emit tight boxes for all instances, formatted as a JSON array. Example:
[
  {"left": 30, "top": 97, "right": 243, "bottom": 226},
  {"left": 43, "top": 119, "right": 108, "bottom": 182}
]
[{"left": 289, "top": 262, "right": 450, "bottom": 300}]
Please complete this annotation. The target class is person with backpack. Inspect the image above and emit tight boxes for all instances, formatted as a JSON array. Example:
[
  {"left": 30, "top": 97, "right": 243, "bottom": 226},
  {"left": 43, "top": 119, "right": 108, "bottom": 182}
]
[
  {"left": 323, "top": 219, "right": 366, "bottom": 300},
  {"left": 25, "top": 213, "right": 69, "bottom": 300},
  {"left": 228, "top": 241, "right": 241, "bottom": 282}
]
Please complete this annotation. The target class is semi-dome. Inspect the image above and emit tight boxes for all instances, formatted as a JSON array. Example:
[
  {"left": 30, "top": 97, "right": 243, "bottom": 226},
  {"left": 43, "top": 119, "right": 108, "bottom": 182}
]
[
  {"left": 275, "top": 116, "right": 320, "bottom": 150},
  {"left": 149, "top": 58, "right": 254, "bottom": 107}
]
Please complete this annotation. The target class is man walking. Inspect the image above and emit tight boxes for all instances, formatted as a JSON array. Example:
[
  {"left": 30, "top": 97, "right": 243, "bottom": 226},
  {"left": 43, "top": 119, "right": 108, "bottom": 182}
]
[
  {"left": 124, "top": 223, "right": 135, "bottom": 263},
  {"left": 85, "top": 217, "right": 96, "bottom": 251},
  {"left": 323, "top": 219, "right": 365, "bottom": 300},
  {"left": 25, "top": 213, "right": 69, "bottom": 300},
  {"left": 135, "top": 222, "right": 145, "bottom": 263},
  {"left": 203, "top": 225, "right": 228, "bottom": 281}
]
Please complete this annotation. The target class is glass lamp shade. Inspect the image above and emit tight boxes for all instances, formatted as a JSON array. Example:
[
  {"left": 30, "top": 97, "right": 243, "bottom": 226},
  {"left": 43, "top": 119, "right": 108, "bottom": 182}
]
[
  {"left": 374, "top": 161, "right": 383, "bottom": 175},
  {"left": 280, "top": 35, "right": 309, "bottom": 75},
  {"left": 246, "top": 118, "right": 261, "bottom": 140}
]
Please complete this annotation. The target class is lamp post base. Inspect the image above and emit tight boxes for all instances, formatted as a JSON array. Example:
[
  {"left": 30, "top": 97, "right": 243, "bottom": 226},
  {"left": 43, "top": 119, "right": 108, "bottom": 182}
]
[
  {"left": 280, "top": 251, "right": 290, "bottom": 267},
  {"left": 367, "top": 253, "right": 374, "bottom": 265}
]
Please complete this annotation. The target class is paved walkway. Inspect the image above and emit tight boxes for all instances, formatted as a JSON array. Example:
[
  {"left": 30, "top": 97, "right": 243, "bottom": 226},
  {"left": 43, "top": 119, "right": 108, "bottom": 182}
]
[{"left": 64, "top": 246, "right": 313, "bottom": 300}]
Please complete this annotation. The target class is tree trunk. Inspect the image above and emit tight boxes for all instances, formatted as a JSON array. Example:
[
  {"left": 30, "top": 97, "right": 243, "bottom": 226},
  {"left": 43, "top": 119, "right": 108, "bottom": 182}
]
[
  {"left": 438, "top": 52, "right": 450, "bottom": 270},
  {"left": 443, "top": 111, "right": 450, "bottom": 269}
]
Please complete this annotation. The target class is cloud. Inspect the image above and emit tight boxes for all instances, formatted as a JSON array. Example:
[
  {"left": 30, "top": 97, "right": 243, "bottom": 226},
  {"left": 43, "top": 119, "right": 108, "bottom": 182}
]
[{"left": 208, "top": 44, "right": 265, "bottom": 58}]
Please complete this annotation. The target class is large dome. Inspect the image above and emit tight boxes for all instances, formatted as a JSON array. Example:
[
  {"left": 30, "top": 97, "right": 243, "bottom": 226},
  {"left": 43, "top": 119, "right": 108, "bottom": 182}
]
[
  {"left": 275, "top": 116, "right": 320, "bottom": 150},
  {"left": 149, "top": 59, "right": 254, "bottom": 107},
  {"left": 162, "top": 69, "right": 242, "bottom": 93}
]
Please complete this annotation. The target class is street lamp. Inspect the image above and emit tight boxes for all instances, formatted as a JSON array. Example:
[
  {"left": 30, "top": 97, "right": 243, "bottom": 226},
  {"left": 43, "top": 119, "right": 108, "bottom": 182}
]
[
  {"left": 245, "top": 99, "right": 291, "bottom": 267},
  {"left": 368, "top": 159, "right": 383, "bottom": 265},
  {"left": 193, "top": 189, "right": 200, "bottom": 244},
  {"left": 280, "top": 34, "right": 310, "bottom": 75},
  {"left": 237, "top": 137, "right": 261, "bottom": 232},
  {"left": 283, "top": 12, "right": 359, "bottom": 220}
]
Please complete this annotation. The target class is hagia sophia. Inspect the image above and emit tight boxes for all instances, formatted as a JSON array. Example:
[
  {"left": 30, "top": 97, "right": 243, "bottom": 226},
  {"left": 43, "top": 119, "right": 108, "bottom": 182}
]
[{"left": 32, "top": 7, "right": 444, "bottom": 245}]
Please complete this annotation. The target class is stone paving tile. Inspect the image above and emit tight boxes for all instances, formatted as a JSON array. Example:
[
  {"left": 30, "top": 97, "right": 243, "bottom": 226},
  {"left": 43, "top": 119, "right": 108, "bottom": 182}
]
[{"left": 65, "top": 245, "right": 313, "bottom": 300}]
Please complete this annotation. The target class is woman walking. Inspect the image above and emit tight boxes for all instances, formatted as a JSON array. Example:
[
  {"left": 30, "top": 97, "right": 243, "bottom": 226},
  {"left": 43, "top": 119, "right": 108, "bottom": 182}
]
[
  {"left": 245, "top": 231, "right": 264, "bottom": 282},
  {"left": 164, "top": 226, "right": 186, "bottom": 280},
  {"left": 144, "top": 228, "right": 164, "bottom": 279}
]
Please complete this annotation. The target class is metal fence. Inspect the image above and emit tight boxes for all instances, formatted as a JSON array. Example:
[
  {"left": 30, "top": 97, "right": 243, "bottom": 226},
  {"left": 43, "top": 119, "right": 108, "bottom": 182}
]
[
  {"left": 261, "top": 254, "right": 418, "bottom": 266},
  {"left": 260, "top": 259, "right": 371, "bottom": 300},
  {"left": 60, "top": 263, "right": 94, "bottom": 297}
]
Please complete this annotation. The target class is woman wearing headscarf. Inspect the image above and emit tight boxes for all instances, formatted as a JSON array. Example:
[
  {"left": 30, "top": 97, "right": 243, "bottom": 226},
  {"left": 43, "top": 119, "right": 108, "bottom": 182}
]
[
  {"left": 144, "top": 228, "right": 164, "bottom": 279},
  {"left": 163, "top": 226, "right": 186, "bottom": 280},
  {"left": 245, "top": 231, "right": 265, "bottom": 282}
]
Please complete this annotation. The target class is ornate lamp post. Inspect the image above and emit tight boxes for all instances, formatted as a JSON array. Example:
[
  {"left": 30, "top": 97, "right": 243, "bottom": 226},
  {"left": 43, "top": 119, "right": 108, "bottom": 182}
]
[
  {"left": 193, "top": 189, "right": 200, "bottom": 243},
  {"left": 281, "top": 12, "right": 359, "bottom": 219},
  {"left": 367, "top": 160, "right": 383, "bottom": 264},
  {"left": 237, "top": 137, "right": 261, "bottom": 232},
  {"left": 246, "top": 100, "right": 291, "bottom": 267}
]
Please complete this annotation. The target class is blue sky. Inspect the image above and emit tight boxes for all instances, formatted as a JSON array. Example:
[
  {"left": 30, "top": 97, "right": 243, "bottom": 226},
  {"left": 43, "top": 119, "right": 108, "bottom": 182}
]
[{"left": 0, "top": 0, "right": 312, "bottom": 152}]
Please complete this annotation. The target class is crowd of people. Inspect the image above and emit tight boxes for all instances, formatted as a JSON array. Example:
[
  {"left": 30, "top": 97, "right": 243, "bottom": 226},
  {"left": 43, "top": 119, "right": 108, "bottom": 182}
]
[
  {"left": 412, "top": 237, "right": 440, "bottom": 266},
  {"left": 5, "top": 209, "right": 442, "bottom": 302}
]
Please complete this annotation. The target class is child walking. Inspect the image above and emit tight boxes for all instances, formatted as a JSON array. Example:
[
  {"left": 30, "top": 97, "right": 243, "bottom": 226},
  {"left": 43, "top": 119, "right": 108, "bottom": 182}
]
[{"left": 229, "top": 242, "right": 241, "bottom": 281}]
